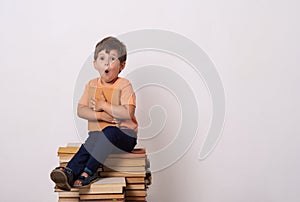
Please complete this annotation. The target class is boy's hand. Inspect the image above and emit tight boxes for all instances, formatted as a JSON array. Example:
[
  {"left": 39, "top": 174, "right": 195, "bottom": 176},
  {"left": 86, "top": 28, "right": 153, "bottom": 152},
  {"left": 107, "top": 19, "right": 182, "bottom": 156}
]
[
  {"left": 100, "top": 112, "right": 120, "bottom": 124},
  {"left": 90, "top": 90, "right": 107, "bottom": 112}
]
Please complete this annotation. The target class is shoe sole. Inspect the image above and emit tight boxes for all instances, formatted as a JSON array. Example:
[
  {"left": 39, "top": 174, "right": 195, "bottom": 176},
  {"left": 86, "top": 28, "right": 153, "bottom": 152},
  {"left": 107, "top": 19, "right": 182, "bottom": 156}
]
[{"left": 50, "top": 169, "right": 71, "bottom": 191}]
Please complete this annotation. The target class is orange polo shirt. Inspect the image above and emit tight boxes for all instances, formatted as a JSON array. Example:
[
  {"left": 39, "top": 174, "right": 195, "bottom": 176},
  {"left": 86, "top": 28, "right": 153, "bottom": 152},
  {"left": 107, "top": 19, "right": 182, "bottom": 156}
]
[{"left": 78, "top": 77, "right": 138, "bottom": 133}]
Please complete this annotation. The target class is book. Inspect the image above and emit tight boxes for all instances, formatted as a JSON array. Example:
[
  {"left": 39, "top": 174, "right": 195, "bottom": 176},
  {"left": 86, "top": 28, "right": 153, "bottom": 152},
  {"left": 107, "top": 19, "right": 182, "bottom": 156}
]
[
  {"left": 79, "top": 193, "right": 125, "bottom": 200},
  {"left": 59, "top": 162, "right": 68, "bottom": 167},
  {"left": 58, "top": 198, "right": 79, "bottom": 202},
  {"left": 103, "top": 166, "right": 146, "bottom": 172},
  {"left": 79, "top": 177, "right": 126, "bottom": 194},
  {"left": 100, "top": 171, "right": 146, "bottom": 178},
  {"left": 125, "top": 184, "right": 145, "bottom": 190},
  {"left": 104, "top": 158, "right": 146, "bottom": 167},
  {"left": 108, "top": 153, "right": 146, "bottom": 159},
  {"left": 57, "top": 147, "right": 79, "bottom": 155},
  {"left": 125, "top": 189, "right": 147, "bottom": 197},
  {"left": 108, "top": 148, "right": 146, "bottom": 158},
  {"left": 88, "top": 86, "right": 121, "bottom": 131},
  {"left": 125, "top": 196, "right": 146, "bottom": 201},
  {"left": 55, "top": 187, "right": 79, "bottom": 191},
  {"left": 55, "top": 188, "right": 80, "bottom": 202},
  {"left": 58, "top": 192, "right": 79, "bottom": 198},
  {"left": 59, "top": 155, "right": 74, "bottom": 163},
  {"left": 80, "top": 200, "right": 124, "bottom": 202},
  {"left": 125, "top": 177, "right": 145, "bottom": 184}
]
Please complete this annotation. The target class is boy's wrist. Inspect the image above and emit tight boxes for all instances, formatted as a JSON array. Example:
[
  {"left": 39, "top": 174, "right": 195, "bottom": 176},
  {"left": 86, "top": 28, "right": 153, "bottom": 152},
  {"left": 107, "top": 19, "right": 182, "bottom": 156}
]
[{"left": 102, "top": 101, "right": 109, "bottom": 112}]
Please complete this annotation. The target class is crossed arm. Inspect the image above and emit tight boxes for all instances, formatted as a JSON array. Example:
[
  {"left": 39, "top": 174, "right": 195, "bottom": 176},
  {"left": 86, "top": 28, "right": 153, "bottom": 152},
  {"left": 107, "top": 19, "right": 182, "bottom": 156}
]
[{"left": 77, "top": 90, "right": 135, "bottom": 123}]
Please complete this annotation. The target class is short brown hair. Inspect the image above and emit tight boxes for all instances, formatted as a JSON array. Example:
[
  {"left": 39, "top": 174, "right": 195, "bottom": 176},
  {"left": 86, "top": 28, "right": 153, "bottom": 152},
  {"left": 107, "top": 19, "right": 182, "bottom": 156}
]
[{"left": 94, "top": 36, "right": 127, "bottom": 63}]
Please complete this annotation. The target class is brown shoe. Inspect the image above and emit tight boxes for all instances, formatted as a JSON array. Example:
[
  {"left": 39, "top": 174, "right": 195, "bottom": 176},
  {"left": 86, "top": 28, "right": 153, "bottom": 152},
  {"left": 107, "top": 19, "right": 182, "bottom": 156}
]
[{"left": 50, "top": 167, "right": 73, "bottom": 191}]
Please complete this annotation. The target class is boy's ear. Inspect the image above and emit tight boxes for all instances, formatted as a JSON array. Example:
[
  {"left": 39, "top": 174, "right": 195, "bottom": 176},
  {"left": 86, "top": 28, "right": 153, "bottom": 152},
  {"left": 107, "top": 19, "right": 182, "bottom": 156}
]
[
  {"left": 119, "top": 61, "right": 126, "bottom": 72},
  {"left": 93, "top": 60, "right": 97, "bottom": 69}
]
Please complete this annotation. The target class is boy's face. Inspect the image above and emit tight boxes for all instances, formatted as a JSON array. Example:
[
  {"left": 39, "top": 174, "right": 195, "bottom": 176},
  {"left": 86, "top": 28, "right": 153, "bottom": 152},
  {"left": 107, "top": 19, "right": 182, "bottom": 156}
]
[{"left": 94, "top": 49, "right": 125, "bottom": 85}]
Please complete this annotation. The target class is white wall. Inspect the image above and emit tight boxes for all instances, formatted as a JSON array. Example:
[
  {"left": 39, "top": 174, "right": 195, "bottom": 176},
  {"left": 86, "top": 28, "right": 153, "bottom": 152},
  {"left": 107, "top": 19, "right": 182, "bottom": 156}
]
[{"left": 1, "top": 0, "right": 300, "bottom": 201}]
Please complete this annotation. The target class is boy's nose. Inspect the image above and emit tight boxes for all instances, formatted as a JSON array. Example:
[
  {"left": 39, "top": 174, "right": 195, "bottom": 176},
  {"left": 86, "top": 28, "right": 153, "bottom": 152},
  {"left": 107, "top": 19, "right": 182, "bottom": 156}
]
[
  {"left": 104, "top": 65, "right": 110, "bottom": 72},
  {"left": 105, "top": 59, "right": 114, "bottom": 66}
]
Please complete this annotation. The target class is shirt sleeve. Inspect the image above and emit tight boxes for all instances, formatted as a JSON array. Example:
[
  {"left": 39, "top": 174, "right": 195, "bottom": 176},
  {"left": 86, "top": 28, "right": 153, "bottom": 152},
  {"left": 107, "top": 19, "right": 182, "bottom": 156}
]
[
  {"left": 120, "top": 82, "right": 136, "bottom": 107},
  {"left": 78, "top": 83, "right": 90, "bottom": 106}
]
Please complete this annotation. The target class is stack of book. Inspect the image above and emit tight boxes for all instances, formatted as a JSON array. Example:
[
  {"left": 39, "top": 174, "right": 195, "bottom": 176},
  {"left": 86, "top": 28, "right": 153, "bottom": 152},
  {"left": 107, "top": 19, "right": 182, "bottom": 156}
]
[
  {"left": 79, "top": 177, "right": 126, "bottom": 201},
  {"left": 55, "top": 187, "right": 79, "bottom": 202},
  {"left": 100, "top": 148, "right": 150, "bottom": 202},
  {"left": 55, "top": 144, "right": 152, "bottom": 202}
]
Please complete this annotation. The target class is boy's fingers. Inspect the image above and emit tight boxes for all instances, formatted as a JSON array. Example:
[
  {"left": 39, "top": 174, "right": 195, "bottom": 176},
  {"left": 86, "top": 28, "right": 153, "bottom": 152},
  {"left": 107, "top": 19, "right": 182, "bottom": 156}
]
[{"left": 113, "top": 118, "right": 120, "bottom": 124}]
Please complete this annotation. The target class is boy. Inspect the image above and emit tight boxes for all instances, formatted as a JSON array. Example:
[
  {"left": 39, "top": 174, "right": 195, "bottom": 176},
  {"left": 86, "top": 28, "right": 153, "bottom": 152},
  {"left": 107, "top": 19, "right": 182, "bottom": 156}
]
[{"left": 50, "top": 36, "right": 138, "bottom": 190}]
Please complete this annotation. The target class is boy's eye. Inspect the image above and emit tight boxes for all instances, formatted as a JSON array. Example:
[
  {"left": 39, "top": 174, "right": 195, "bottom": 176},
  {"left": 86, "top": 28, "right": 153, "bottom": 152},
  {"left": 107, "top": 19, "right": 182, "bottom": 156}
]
[
  {"left": 110, "top": 57, "right": 116, "bottom": 61},
  {"left": 100, "top": 56, "right": 105, "bottom": 61}
]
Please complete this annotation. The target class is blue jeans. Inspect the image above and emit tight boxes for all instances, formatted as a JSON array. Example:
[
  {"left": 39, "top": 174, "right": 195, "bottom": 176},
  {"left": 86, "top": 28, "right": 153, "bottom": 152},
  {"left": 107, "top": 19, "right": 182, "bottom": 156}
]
[{"left": 66, "top": 126, "right": 137, "bottom": 180}]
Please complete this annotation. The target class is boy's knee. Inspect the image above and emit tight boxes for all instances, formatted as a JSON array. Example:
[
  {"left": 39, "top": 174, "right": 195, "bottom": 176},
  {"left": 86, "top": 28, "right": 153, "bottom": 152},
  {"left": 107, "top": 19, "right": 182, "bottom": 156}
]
[{"left": 102, "top": 126, "right": 119, "bottom": 142}]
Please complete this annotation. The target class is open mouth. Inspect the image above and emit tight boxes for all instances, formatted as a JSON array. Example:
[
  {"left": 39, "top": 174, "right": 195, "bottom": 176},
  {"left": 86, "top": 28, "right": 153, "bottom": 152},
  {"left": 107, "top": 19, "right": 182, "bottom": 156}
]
[{"left": 105, "top": 70, "right": 109, "bottom": 73}]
